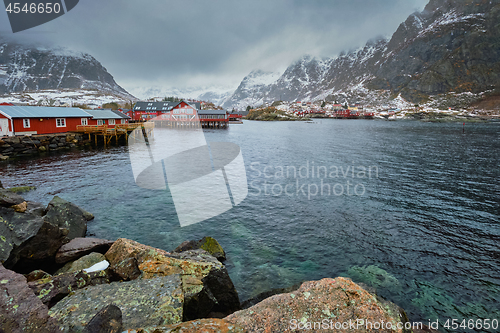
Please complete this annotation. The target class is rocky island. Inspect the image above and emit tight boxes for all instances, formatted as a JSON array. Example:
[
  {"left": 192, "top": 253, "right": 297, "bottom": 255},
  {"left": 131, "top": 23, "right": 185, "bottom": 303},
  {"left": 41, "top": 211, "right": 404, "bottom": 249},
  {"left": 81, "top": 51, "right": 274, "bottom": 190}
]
[{"left": 0, "top": 182, "right": 436, "bottom": 333}]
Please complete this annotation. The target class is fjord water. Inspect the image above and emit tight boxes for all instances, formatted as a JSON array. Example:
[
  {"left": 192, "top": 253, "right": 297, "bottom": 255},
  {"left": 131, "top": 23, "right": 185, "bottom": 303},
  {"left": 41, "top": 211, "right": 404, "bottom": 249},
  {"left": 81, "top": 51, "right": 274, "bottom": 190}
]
[{"left": 2, "top": 120, "right": 499, "bottom": 329}]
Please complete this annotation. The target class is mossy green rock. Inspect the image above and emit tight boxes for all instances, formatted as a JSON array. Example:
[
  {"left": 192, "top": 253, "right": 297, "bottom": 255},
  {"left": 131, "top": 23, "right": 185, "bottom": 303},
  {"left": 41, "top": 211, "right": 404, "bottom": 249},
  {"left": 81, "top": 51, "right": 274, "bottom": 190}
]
[
  {"left": 173, "top": 236, "right": 226, "bottom": 261},
  {"left": 55, "top": 252, "right": 106, "bottom": 275},
  {"left": 49, "top": 275, "right": 183, "bottom": 332},
  {"left": 199, "top": 237, "right": 226, "bottom": 261},
  {"left": 7, "top": 186, "right": 36, "bottom": 194}
]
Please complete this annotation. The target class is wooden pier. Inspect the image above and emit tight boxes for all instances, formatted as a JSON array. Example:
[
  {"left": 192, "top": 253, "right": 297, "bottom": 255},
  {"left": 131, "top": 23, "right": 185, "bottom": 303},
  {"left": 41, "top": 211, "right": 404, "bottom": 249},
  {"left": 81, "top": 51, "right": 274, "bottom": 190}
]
[{"left": 71, "top": 122, "right": 155, "bottom": 146}]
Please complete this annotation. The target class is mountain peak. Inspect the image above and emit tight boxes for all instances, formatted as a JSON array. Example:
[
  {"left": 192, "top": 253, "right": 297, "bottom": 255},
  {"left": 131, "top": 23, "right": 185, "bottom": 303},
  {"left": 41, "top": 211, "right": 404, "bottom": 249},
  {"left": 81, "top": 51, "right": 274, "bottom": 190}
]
[{"left": 0, "top": 40, "right": 134, "bottom": 100}]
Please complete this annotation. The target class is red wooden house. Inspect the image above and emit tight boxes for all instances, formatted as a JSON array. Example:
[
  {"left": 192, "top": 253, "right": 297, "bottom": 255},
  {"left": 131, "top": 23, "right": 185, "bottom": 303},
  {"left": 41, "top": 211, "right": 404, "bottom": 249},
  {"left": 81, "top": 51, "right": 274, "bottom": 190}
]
[{"left": 0, "top": 106, "right": 92, "bottom": 137}]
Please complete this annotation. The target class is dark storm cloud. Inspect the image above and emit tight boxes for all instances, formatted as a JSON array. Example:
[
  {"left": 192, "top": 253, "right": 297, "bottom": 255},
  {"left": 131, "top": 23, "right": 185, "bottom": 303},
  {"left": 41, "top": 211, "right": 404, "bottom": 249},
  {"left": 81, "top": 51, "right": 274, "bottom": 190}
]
[{"left": 0, "top": 0, "right": 428, "bottom": 95}]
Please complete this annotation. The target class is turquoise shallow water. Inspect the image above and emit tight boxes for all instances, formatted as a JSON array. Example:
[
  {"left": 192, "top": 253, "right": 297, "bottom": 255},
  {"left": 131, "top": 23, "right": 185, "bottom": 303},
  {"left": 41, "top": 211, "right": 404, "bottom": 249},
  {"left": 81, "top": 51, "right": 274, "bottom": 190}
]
[{"left": 1, "top": 119, "right": 499, "bottom": 332}]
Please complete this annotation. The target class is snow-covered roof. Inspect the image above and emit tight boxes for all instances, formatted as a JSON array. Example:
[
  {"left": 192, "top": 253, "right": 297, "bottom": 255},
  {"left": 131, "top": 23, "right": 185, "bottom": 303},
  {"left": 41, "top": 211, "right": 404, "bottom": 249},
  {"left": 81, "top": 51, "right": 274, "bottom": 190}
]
[
  {"left": 0, "top": 106, "right": 91, "bottom": 118},
  {"left": 84, "top": 109, "right": 129, "bottom": 119}
]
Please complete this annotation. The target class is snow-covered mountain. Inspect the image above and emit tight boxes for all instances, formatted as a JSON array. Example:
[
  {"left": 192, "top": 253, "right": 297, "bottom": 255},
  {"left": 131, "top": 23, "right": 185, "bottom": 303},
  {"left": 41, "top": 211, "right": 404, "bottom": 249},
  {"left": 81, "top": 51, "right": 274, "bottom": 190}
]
[
  {"left": 224, "top": 0, "right": 500, "bottom": 109},
  {"left": 222, "top": 70, "right": 282, "bottom": 110},
  {"left": 0, "top": 38, "right": 136, "bottom": 103},
  {"left": 130, "top": 85, "right": 234, "bottom": 107}
]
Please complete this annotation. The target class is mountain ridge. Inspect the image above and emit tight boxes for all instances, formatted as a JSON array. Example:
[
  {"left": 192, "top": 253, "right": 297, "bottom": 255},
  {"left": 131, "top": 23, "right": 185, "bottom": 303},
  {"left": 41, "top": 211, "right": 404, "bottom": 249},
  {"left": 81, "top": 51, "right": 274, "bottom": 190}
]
[
  {"left": 223, "top": 0, "right": 500, "bottom": 109},
  {"left": 0, "top": 38, "right": 136, "bottom": 102}
]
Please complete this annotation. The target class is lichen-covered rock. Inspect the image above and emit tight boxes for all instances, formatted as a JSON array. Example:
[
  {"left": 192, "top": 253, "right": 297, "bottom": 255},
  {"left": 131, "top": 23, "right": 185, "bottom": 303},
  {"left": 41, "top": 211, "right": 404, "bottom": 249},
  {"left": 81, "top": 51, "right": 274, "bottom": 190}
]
[
  {"left": 0, "top": 264, "right": 62, "bottom": 333},
  {"left": 3, "top": 196, "right": 94, "bottom": 271},
  {"left": 110, "top": 257, "right": 141, "bottom": 281},
  {"left": 55, "top": 252, "right": 106, "bottom": 275},
  {"left": 49, "top": 275, "right": 184, "bottom": 332},
  {"left": 123, "top": 318, "right": 246, "bottom": 333},
  {"left": 140, "top": 249, "right": 240, "bottom": 320},
  {"left": 0, "top": 206, "right": 45, "bottom": 265},
  {"left": 29, "top": 269, "right": 111, "bottom": 308},
  {"left": 105, "top": 239, "right": 240, "bottom": 320},
  {"left": 83, "top": 304, "right": 123, "bottom": 333},
  {"left": 105, "top": 238, "right": 170, "bottom": 266},
  {"left": 26, "top": 269, "right": 52, "bottom": 282},
  {"left": 55, "top": 237, "right": 114, "bottom": 264},
  {"left": 43, "top": 196, "right": 94, "bottom": 239},
  {"left": 225, "top": 277, "right": 408, "bottom": 333},
  {"left": 173, "top": 236, "right": 226, "bottom": 262}
]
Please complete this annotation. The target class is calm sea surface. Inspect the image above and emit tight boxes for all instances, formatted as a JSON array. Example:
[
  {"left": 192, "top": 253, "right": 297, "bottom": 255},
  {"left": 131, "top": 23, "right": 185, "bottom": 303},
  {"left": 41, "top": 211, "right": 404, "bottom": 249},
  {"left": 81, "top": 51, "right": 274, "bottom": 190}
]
[{"left": 1, "top": 120, "right": 499, "bottom": 331}]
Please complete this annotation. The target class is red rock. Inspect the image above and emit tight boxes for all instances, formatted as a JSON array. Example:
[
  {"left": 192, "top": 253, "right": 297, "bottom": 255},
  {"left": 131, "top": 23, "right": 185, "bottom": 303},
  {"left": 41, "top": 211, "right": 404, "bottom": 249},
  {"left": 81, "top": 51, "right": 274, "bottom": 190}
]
[{"left": 225, "top": 277, "right": 408, "bottom": 333}]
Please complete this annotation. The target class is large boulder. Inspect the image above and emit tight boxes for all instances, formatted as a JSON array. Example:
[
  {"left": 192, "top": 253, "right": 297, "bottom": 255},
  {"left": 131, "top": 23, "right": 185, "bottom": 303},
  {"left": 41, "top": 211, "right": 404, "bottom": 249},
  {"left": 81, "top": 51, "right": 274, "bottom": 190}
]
[
  {"left": 43, "top": 196, "right": 94, "bottom": 240},
  {"left": 3, "top": 196, "right": 94, "bottom": 271},
  {"left": 0, "top": 206, "right": 45, "bottom": 265},
  {"left": 105, "top": 238, "right": 240, "bottom": 321},
  {"left": 55, "top": 238, "right": 114, "bottom": 264},
  {"left": 28, "top": 269, "right": 111, "bottom": 308},
  {"left": 173, "top": 236, "right": 226, "bottom": 261},
  {"left": 49, "top": 275, "right": 184, "bottom": 332},
  {"left": 0, "top": 264, "right": 62, "bottom": 333},
  {"left": 224, "top": 277, "right": 409, "bottom": 333},
  {"left": 104, "top": 237, "right": 170, "bottom": 265}
]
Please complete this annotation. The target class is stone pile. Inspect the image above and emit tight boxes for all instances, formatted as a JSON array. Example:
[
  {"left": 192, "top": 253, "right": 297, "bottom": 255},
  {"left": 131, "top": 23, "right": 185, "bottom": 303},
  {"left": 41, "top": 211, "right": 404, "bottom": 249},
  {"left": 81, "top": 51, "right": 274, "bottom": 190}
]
[{"left": 0, "top": 134, "right": 89, "bottom": 160}]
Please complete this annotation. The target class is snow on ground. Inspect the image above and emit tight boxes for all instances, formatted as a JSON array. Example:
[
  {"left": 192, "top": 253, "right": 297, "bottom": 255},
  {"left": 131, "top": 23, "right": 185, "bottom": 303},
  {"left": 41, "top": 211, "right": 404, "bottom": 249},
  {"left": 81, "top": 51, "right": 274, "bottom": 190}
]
[{"left": 0, "top": 89, "right": 132, "bottom": 107}]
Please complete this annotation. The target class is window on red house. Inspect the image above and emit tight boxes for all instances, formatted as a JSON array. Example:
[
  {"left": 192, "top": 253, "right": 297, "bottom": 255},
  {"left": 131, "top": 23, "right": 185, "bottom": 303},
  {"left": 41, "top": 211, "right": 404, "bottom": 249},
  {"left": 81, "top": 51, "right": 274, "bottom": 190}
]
[{"left": 56, "top": 118, "right": 66, "bottom": 127}]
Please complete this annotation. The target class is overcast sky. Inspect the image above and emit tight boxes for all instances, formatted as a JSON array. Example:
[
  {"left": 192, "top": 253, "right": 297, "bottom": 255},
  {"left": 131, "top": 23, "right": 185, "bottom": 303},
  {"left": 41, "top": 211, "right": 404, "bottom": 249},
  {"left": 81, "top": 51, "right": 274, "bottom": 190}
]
[{"left": 0, "top": 0, "right": 428, "bottom": 97}]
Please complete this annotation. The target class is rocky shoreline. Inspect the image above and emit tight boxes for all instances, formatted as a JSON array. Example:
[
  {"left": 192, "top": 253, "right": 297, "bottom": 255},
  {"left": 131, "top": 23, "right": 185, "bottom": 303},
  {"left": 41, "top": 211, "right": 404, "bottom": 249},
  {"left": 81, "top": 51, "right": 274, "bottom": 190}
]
[
  {"left": 0, "top": 134, "right": 92, "bottom": 162},
  {"left": 0, "top": 184, "right": 437, "bottom": 333}
]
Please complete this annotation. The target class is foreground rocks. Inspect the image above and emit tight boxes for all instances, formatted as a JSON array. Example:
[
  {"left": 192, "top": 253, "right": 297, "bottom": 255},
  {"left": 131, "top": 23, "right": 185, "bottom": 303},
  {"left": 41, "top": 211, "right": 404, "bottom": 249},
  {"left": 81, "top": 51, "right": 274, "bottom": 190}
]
[
  {"left": 106, "top": 238, "right": 240, "bottom": 321},
  {"left": 0, "top": 191, "right": 429, "bottom": 333},
  {"left": 0, "top": 264, "right": 62, "bottom": 333},
  {"left": 224, "top": 277, "right": 407, "bottom": 332},
  {"left": 1, "top": 195, "right": 94, "bottom": 271},
  {"left": 49, "top": 275, "right": 184, "bottom": 332}
]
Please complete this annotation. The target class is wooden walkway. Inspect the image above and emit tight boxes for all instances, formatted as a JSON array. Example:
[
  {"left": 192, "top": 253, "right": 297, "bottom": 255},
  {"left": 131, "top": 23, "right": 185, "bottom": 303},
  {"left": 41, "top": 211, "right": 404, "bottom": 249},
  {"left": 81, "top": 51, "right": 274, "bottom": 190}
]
[{"left": 71, "top": 122, "right": 155, "bottom": 146}]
